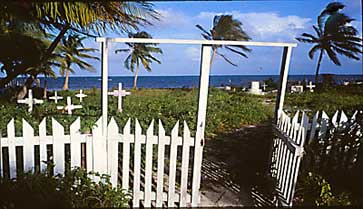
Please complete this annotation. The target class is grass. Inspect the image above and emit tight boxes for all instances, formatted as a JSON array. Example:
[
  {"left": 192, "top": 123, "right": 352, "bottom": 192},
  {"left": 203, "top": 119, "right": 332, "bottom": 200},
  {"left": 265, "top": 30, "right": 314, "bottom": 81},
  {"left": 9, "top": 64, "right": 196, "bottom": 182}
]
[
  {"left": 285, "top": 85, "right": 363, "bottom": 116},
  {"left": 0, "top": 87, "right": 274, "bottom": 137}
]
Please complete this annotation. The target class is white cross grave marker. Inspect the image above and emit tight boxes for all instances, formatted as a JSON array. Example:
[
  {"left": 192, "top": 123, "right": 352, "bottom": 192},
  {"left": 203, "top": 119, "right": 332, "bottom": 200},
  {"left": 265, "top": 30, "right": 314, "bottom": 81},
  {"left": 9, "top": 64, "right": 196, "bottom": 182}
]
[
  {"left": 306, "top": 81, "right": 316, "bottom": 92},
  {"left": 262, "top": 82, "right": 268, "bottom": 91},
  {"left": 107, "top": 83, "right": 131, "bottom": 112},
  {"left": 57, "top": 96, "right": 82, "bottom": 115},
  {"left": 49, "top": 91, "right": 63, "bottom": 103},
  {"left": 17, "top": 89, "right": 43, "bottom": 112},
  {"left": 75, "top": 89, "right": 87, "bottom": 103}
]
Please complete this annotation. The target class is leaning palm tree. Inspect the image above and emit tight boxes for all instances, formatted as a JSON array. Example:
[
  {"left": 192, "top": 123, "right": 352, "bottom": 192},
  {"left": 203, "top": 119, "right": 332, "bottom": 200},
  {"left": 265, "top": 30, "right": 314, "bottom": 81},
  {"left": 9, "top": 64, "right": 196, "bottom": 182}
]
[
  {"left": 58, "top": 34, "right": 98, "bottom": 90},
  {"left": 196, "top": 15, "right": 251, "bottom": 67},
  {"left": 115, "top": 31, "right": 162, "bottom": 90},
  {"left": 296, "top": 2, "right": 363, "bottom": 84}
]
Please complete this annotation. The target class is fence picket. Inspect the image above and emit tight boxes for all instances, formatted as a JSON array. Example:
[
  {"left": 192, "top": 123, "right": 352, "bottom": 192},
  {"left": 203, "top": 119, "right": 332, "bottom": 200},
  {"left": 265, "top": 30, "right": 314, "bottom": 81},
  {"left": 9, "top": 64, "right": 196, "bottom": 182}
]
[
  {"left": 319, "top": 111, "right": 330, "bottom": 140},
  {"left": 52, "top": 118, "right": 65, "bottom": 175},
  {"left": 70, "top": 117, "right": 81, "bottom": 168},
  {"left": 180, "top": 121, "right": 192, "bottom": 207},
  {"left": 23, "top": 119, "right": 34, "bottom": 173},
  {"left": 156, "top": 120, "right": 166, "bottom": 207},
  {"left": 308, "top": 111, "right": 319, "bottom": 144},
  {"left": 92, "top": 117, "right": 107, "bottom": 175},
  {"left": 168, "top": 121, "right": 179, "bottom": 207},
  {"left": 133, "top": 119, "right": 142, "bottom": 207},
  {"left": 332, "top": 111, "right": 339, "bottom": 127},
  {"left": 7, "top": 119, "right": 16, "bottom": 178},
  {"left": 122, "top": 118, "right": 131, "bottom": 191},
  {"left": 39, "top": 118, "right": 47, "bottom": 172},
  {"left": 0, "top": 116, "right": 199, "bottom": 207},
  {"left": 144, "top": 120, "right": 155, "bottom": 207},
  {"left": 107, "top": 117, "right": 119, "bottom": 187}
]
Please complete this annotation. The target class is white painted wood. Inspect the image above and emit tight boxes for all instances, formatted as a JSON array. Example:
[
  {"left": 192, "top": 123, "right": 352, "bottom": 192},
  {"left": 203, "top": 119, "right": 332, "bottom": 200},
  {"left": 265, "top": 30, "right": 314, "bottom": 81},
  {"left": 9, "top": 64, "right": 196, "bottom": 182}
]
[
  {"left": 192, "top": 44, "right": 212, "bottom": 206},
  {"left": 319, "top": 111, "right": 330, "bottom": 140},
  {"left": 39, "top": 118, "right": 47, "bottom": 172},
  {"left": 122, "top": 118, "right": 131, "bottom": 191},
  {"left": 339, "top": 110, "right": 348, "bottom": 127},
  {"left": 86, "top": 132, "right": 93, "bottom": 173},
  {"left": 49, "top": 91, "right": 63, "bottom": 103},
  {"left": 22, "top": 119, "right": 35, "bottom": 173},
  {"left": 108, "top": 83, "right": 131, "bottom": 112},
  {"left": 92, "top": 117, "right": 107, "bottom": 175},
  {"left": 180, "top": 121, "right": 192, "bottom": 207},
  {"left": 52, "top": 118, "right": 65, "bottom": 175},
  {"left": 274, "top": 47, "right": 293, "bottom": 122},
  {"left": 156, "top": 120, "right": 166, "bottom": 207},
  {"left": 101, "top": 40, "right": 109, "bottom": 137},
  {"left": 7, "top": 119, "right": 16, "bottom": 178},
  {"left": 306, "top": 81, "right": 315, "bottom": 92},
  {"left": 70, "top": 118, "right": 81, "bottom": 168},
  {"left": 57, "top": 97, "right": 82, "bottom": 115},
  {"left": 309, "top": 111, "right": 319, "bottom": 144},
  {"left": 144, "top": 120, "right": 154, "bottom": 207},
  {"left": 168, "top": 121, "right": 179, "bottom": 207},
  {"left": 107, "top": 117, "right": 119, "bottom": 187},
  {"left": 75, "top": 89, "right": 87, "bottom": 103},
  {"left": 133, "top": 119, "right": 142, "bottom": 207},
  {"left": 97, "top": 37, "right": 297, "bottom": 47},
  {"left": 332, "top": 111, "right": 339, "bottom": 127},
  {"left": 17, "top": 90, "right": 43, "bottom": 112}
]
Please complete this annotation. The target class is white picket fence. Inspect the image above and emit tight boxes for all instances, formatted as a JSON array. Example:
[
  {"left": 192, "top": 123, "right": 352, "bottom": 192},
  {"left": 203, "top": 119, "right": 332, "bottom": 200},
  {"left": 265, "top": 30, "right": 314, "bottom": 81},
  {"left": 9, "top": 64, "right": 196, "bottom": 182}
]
[
  {"left": 271, "top": 109, "right": 362, "bottom": 206},
  {"left": 0, "top": 117, "right": 202, "bottom": 207}
]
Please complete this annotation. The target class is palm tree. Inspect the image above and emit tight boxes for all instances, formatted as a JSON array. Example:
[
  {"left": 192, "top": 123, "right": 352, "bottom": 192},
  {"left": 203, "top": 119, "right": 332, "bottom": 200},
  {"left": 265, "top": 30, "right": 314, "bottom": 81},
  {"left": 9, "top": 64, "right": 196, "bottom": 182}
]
[
  {"left": 0, "top": 1, "right": 159, "bottom": 88},
  {"left": 58, "top": 34, "right": 98, "bottom": 90},
  {"left": 296, "top": 2, "right": 363, "bottom": 84},
  {"left": 196, "top": 15, "right": 251, "bottom": 67},
  {"left": 115, "top": 31, "right": 162, "bottom": 90}
]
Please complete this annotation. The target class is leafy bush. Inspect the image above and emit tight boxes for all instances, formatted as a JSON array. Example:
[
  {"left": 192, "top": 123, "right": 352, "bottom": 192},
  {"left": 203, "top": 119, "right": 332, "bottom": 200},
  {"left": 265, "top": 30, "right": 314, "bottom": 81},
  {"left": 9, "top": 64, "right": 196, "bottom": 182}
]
[
  {"left": 0, "top": 167, "right": 131, "bottom": 208},
  {"left": 294, "top": 172, "right": 351, "bottom": 206}
]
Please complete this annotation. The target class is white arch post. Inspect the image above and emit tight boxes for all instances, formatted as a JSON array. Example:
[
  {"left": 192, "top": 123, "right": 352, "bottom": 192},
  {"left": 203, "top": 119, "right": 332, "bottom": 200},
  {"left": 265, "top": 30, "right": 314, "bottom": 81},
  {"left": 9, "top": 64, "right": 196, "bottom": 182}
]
[{"left": 96, "top": 37, "right": 296, "bottom": 206}]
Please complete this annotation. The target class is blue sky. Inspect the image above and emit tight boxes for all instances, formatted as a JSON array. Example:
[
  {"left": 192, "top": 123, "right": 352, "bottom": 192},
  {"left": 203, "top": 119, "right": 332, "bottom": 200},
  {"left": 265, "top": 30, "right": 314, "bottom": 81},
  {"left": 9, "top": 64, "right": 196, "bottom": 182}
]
[{"left": 79, "top": 0, "right": 362, "bottom": 76}]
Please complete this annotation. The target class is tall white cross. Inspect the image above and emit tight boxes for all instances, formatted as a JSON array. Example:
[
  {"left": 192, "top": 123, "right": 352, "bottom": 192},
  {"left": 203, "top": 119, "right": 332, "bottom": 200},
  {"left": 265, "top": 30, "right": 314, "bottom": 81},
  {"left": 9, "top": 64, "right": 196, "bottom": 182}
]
[
  {"left": 306, "top": 81, "right": 316, "bottom": 92},
  {"left": 49, "top": 91, "right": 63, "bottom": 103},
  {"left": 75, "top": 89, "right": 87, "bottom": 103},
  {"left": 108, "top": 83, "right": 131, "bottom": 112},
  {"left": 17, "top": 89, "right": 43, "bottom": 112},
  {"left": 57, "top": 96, "right": 82, "bottom": 115},
  {"left": 262, "top": 82, "right": 268, "bottom": 91}
]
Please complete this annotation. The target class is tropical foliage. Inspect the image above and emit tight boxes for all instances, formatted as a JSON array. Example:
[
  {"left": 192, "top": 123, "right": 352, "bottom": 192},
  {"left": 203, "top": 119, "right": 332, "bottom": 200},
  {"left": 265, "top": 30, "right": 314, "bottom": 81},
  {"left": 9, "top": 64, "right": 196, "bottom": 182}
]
[
  {"left": 296, "top": 2, "right": 363, "bottom": 84},
  {"left": 115, "top": 31, "right": 163, "bottom": 89},
  {"left": 0, "top": 1, "right": 159, "bottom": 88},
  {"left": 58, "top": 34, "right": 98, "bottom": 90},
  {"left": 196, "top": 15, "right": 251, "bottom": 66}
]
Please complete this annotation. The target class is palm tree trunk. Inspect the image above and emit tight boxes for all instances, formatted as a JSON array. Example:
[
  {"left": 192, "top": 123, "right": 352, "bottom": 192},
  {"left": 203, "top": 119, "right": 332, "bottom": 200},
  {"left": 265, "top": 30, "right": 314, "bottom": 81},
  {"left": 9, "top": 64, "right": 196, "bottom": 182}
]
[
  {"left": 210, "top": 48, "right": 217, "bottom": 67},
  {"left": 17, "top": 74, "right": 36, "bottom": 99},
  {"left": 315, "top": 49, "right": 324, "bottom": 85},
  {"left": 133, "top": 66, "right": 140, "bottom": 90},
  {"left": 63, "top": 69, "right": 70, "bottom": 90},
  {"left": 43, "top": 79, "right": 47, "bottom": 99}
]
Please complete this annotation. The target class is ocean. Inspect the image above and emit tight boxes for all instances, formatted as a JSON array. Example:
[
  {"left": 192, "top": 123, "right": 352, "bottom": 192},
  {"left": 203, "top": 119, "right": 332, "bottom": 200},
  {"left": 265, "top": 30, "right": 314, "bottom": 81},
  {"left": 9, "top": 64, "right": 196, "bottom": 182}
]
[{"left": 13, "top": 74, "right": 363, "bottom": 90}]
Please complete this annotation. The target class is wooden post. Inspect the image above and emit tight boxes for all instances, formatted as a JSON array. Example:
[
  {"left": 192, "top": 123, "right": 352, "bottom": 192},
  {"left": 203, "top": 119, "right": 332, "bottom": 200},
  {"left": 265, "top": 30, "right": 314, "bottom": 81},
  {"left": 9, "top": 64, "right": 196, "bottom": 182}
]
[
  {"left": 101, "top": 38, "right": 109, "bottom": 137},
  {"left": 192, "top": 44, "right": 212, "bottom": 206},
  {"left": 274, "top": 46, "right": 292, "bottom": 124}
]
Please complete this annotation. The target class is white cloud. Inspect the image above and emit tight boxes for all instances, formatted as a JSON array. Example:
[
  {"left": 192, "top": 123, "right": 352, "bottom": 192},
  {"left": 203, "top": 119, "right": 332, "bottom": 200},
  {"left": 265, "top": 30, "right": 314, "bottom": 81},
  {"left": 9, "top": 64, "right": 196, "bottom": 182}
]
[
  {"left": 197, "top": 11, "right": 312, "bottom": 41},
  {"left": 152, "top": 9, "right": 190, "bottom": 28},
  {"left": 184, "top": 46, "right": 200, "bottom": 62}
]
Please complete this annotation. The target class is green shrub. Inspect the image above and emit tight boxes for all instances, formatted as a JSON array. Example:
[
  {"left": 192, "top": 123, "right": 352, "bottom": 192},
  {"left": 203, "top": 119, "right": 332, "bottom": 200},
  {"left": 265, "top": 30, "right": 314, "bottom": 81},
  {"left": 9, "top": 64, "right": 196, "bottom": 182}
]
[
  {"left": 0, "top": 167, "right": 131, "bottom": 208},
  {"left": 294, "top": 172, "right": 351, "bottom": 206}
]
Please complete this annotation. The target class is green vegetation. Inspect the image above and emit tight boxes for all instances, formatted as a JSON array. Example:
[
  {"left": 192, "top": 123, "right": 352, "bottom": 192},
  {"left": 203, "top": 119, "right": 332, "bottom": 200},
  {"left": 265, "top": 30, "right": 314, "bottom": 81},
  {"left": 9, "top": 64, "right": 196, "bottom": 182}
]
[
  {"left": 0, "top": 88, "right": 274, "bottom": 137},
  {"left": 0, "top": 166, "right": 131, "bottom": 208},
  {"left": 285, "top": 85, "right": 363, "bottom": 116}
]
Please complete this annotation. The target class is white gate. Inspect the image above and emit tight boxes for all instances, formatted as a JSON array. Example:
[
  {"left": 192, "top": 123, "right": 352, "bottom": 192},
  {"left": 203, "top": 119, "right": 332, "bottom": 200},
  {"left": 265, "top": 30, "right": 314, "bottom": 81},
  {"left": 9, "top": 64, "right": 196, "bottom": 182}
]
[{"left": 271, "top": 109, "right": 362, "bottom": 206}]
